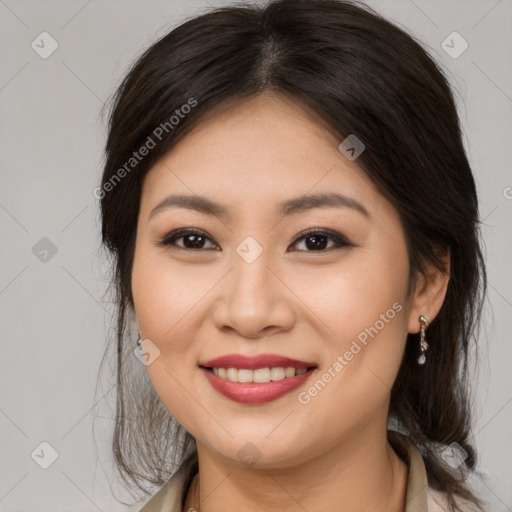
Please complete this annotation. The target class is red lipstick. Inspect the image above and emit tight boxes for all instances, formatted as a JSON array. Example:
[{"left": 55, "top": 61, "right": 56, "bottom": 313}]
[{"left": 199, "top": 353, "right": 318, "bottom": 404}]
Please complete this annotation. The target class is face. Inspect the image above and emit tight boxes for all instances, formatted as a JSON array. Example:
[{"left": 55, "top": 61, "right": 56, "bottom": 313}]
[{"left": 131, "top": 93, "right": 421, "bottom": 469}]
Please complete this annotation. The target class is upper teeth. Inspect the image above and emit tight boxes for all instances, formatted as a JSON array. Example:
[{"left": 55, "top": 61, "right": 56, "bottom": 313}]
[{"left": 212, "top": 366, "right": 308, "bottom": 383}]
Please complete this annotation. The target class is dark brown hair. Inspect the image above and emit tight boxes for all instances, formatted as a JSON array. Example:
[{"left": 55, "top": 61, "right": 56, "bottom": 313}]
[{"left": 98, "top": 1, "right": 487, "bottom": 510}]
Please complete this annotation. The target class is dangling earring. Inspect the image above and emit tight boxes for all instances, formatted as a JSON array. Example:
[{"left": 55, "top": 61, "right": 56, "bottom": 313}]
[
  {"left": 136, "top": 330, "right": 143, "bottom": 350},
  {"left": 417, "top": 315, "right": 429, "bottom": 365}
]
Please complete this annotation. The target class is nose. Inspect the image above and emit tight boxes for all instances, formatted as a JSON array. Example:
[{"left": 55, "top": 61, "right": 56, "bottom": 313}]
[{"left": 211, "top": 245, "right": 296, "bottom": 339}]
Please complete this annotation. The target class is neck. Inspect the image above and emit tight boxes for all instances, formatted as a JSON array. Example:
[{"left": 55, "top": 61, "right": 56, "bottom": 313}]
[{"left": 183, "top": 427, "right": 408, "bottom": 512}]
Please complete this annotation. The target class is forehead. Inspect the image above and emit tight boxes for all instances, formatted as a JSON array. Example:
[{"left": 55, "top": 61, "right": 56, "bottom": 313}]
[{"left": 140, "top": 93, "right": 390, "bottom": 222}]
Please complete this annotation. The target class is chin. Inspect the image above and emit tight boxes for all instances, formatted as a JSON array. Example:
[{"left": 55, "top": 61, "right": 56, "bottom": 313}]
[{"left": 202, "top": 436, "right": 311, "bottom": 470}]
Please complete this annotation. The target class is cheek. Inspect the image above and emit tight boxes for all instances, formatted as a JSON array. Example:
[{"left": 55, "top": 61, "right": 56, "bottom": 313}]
[
  {"left": 296, "top": 251, "right": 407, "bottom": 337},
  {"left": 131, "top": 249, "right": 210, "bottom": 424},
  {"left": 131, "top": 242, "right": 212, "bottom": 346},
  {"left": 289, "top": 263, "right": 409, "bottom": 439},
  {"left": 295, "top": 247, "right": 410, "bottom": 388}
]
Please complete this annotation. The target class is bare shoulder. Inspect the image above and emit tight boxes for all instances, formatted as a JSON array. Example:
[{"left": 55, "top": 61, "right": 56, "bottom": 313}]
[{"left": 427, "top": 486, "right": 485, "bottom": 512}]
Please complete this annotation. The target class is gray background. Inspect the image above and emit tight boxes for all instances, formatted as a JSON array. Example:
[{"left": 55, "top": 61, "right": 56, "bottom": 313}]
[{"left": 0, "top": 0, "right": 511, "bottom": 510}]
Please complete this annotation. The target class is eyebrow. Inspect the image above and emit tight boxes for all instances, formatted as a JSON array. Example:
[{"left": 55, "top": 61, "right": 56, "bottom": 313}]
[{"left": 149, "top": 192, "right": 371, "bottom": 220}]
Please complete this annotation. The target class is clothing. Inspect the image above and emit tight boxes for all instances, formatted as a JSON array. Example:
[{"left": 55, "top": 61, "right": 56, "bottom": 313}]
[{"left": 138, "top": 437, "right": 472, "bottom": 512}]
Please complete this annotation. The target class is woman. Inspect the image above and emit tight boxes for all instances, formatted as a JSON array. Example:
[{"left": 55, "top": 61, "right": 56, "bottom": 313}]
[{"left": 98, "top": 1, "right": 488, "bottom": 511}]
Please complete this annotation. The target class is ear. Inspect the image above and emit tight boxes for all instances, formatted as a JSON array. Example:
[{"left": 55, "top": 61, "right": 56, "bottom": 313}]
[{"left": 407, "top": 246, "right": 451, "bottom": 334}]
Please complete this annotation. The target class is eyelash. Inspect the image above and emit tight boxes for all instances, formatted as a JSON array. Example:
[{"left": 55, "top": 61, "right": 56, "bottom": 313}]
[{"left": 156, "top": 228, "right": 352, "bottom": 253}]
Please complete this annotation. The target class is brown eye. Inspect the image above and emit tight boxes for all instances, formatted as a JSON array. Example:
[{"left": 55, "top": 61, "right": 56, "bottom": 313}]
[
  {"left": 157, "top": 228, "right": 218, "bottom": 250},
  {"left": 290, "top": 230, "right": 351, "bottom": 252}
]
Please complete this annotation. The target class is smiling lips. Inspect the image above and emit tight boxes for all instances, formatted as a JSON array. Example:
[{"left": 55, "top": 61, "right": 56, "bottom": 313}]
[{"left": 199, "top": 353, "right": 318, "bottom": 404}]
